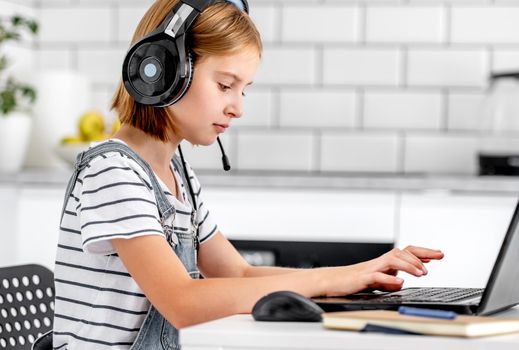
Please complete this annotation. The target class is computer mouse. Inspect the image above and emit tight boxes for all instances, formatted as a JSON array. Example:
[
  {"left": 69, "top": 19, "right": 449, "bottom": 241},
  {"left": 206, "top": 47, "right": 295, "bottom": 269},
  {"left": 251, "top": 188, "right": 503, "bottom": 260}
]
[{"left": 252, "top": 291, "right": 324, "bottom": 322}]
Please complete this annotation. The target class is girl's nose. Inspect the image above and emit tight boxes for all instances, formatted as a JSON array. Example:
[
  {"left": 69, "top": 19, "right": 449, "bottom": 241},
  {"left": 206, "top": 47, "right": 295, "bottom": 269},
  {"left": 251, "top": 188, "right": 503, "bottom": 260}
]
[{"left": 225, "top": 96, "right": 243, "bottom": 118}]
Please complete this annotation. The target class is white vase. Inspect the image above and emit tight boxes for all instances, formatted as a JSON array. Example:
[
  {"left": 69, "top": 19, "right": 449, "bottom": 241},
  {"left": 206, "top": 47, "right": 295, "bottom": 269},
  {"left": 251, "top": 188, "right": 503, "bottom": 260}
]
[
  {"left": 0, "top": 112, "right": 32, "bottom": 173},
  {"left": 25, "top": 70, "right": 91, "bottom": 168}
]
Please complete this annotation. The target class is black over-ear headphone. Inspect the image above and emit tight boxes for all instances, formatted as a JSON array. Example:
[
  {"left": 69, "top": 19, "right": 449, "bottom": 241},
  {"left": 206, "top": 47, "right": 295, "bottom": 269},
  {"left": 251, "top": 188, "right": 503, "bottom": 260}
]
[{"left": 122, "top": 0, "right": 249, "bottom": 107}]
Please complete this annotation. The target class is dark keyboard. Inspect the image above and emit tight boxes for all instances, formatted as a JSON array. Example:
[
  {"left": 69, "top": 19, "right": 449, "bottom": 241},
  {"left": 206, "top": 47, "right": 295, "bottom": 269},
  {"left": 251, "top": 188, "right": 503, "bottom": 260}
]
[{"left": 359, "top": 288, "right": 484, "bottom": 304}]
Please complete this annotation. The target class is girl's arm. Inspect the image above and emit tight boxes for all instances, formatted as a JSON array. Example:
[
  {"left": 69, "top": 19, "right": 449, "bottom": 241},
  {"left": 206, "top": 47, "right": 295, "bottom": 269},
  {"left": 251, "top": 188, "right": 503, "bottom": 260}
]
[
  {"left": 197, "top": 231, "right": 441, "bottom": 278},
  {"left": 197, "top": 232, "right": 299, "bottom": 278},
  {"left": 112, "top": 234, "right": 443, "bottom": 329}
]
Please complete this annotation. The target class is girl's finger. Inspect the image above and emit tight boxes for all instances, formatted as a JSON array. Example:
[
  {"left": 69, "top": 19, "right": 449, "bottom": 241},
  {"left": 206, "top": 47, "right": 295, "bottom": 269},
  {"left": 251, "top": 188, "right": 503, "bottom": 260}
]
[
  {"left": 405, "top": 246, "right": 444, "bottom": 260},
  {"left": 370, "top": 272, "right": 404, "bottom": 288},
  {"left": 385, "top": 255, "right": 424, "bottom": 277},
  {"left": 398, "top": 249, "right": 428, "bottom": 274}
]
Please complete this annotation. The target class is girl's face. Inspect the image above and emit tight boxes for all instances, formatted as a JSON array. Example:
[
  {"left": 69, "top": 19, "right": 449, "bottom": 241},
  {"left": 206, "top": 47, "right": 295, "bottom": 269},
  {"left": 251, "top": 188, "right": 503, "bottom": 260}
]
[{"left": 169, "top": 49, "right": 260, "bottom": 146}]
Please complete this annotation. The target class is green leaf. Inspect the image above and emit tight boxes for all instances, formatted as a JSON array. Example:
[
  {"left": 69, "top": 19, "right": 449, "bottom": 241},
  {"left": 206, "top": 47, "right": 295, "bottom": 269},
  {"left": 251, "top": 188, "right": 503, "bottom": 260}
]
[
  {"left": 28, "top": 21, "right": 38, "bottom": 34},
  {"left": 0, "top": 15, "right": 39, "bottom": 115},
  {"left": 11, "top": 16, "right": 22, "bottom": 26},
  {"left": 21, "top": 85, "right": 36, "bottom": 103},
  {"left": 0, "top": 89, "right": 16, "bottom": 115},
  {"left": 0, "top": 56, "right": 7, "bottom": 71}
]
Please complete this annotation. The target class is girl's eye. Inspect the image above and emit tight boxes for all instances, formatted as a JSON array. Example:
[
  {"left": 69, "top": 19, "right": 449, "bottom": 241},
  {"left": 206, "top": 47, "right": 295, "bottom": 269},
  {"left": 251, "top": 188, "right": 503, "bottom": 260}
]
[{"left": 218, "top": 83, "right": 231, "bottom": 91}]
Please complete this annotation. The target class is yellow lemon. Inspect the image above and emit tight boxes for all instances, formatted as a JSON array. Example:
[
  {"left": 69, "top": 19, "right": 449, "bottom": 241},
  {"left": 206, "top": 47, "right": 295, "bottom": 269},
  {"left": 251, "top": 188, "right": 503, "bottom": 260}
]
[
  {"left": 79, "top": 111, "right": 105, "bottom": 141},
  {"left": 60, "top": 135, "right": 85, "bottom": 145}
]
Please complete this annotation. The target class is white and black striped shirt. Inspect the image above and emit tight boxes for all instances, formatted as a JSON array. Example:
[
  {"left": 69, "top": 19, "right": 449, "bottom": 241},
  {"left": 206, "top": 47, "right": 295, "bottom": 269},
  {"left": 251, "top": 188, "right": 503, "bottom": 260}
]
[{"left": 53, "top": 140, "right": 218, "bottom": 349}]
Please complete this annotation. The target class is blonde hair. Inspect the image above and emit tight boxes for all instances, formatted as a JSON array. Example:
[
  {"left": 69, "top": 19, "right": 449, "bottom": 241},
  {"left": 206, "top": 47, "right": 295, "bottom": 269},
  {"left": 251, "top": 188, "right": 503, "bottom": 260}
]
[{"left": 111, "top": 0, "right": 262, "bottom": 141}]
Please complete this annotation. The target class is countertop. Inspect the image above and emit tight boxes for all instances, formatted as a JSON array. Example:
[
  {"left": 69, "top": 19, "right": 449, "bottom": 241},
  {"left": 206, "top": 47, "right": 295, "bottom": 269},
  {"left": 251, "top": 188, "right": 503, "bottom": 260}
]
[
  {"left": 179, "top": 307, "right": 519, "bottom": 350},
  {"left": 1, "top": 168, "right": 519, "bottom": 194}
]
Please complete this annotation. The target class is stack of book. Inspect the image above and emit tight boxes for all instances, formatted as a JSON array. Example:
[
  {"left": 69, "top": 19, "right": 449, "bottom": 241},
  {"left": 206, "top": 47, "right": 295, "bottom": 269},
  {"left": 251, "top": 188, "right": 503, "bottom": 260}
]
[{"left": 322, "top": 309, "right": 519, "bottom": 337}]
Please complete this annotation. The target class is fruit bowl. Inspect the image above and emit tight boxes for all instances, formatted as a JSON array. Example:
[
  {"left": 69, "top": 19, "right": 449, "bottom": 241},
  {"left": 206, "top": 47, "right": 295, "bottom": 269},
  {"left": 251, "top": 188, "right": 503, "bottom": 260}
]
[{"left": 55, "top": 142, "right": 91, "bottom": 166}]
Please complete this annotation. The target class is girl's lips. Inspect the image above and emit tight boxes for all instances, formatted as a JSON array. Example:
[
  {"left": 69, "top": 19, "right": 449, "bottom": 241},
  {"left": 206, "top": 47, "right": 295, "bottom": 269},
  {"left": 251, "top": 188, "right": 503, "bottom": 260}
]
[{"left": 213, "top": 124, "right": 228, "bottom": 133}]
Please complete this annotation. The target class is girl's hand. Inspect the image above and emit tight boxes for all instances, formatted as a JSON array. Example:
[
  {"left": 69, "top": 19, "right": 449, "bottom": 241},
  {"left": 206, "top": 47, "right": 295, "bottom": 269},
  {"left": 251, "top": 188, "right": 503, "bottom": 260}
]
[{"left": 321, "top": 246, "right": 444, "bottom": 297}]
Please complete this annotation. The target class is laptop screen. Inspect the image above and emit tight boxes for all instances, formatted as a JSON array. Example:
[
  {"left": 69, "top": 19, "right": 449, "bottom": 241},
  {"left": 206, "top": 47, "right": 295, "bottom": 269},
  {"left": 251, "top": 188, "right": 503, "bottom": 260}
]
[{"left": 479, "top": 200, "right": 519, "bottom": 315}]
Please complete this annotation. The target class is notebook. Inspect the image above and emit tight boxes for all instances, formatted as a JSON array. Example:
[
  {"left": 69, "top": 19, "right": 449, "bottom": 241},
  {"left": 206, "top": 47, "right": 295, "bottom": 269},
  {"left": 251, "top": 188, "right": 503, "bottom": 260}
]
[
  {"left": 322, "top": 310, "right": 519, "bottom": 337},
  {"left": 314, "top": 200, "right": 519, "bottom": 316}
]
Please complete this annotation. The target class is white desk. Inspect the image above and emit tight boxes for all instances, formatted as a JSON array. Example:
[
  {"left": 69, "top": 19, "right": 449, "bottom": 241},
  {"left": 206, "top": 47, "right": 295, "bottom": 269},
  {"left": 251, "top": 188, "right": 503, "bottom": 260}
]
[{"left": 180, "top": 307, "right": 519, "bottom": 350}]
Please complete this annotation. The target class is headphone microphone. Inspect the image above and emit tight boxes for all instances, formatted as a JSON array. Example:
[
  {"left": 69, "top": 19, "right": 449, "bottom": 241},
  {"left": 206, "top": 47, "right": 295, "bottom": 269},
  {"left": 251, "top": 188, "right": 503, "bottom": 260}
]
[
  {"left": 121, "top": 0, "right": 249, "bottom": 172},
  {"left": 217, "top": 137, "right": 231, "bottom": 171}
]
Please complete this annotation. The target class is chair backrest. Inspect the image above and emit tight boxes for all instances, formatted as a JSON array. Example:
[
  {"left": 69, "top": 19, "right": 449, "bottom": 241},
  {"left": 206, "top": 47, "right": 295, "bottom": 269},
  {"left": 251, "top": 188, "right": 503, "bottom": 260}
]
[{"left": 0, "top": 264, "right": 54, "bottom": 349}]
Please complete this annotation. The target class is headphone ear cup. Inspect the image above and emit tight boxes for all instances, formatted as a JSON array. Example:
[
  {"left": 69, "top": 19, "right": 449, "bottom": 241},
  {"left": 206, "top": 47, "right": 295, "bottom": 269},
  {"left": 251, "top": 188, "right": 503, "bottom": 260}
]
[
  {"left": 168, "top": 50, "right": 194, "bottom": 105},
  {"left": 123, "top": 37, "right": 182, "bottom": 106}
]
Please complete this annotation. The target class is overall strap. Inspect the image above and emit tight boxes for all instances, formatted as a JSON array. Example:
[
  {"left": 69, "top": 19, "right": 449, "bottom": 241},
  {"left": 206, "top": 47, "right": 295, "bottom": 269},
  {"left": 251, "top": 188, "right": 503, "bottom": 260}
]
[
  {"left": 60, "top": 141, "right": 174, "bottom": 224},
  {"left": 172, "top": 154, "right": 195, "bottom": 210},
  {"left": 172, "top": 154, "right": 200, "bottom": 249}
]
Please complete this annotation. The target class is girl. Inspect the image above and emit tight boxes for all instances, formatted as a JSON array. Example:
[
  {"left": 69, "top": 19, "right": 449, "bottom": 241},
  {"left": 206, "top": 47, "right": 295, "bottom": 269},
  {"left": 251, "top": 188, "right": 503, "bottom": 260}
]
[{"left": 52, "top": 0, "right": 444, "bottom": 349}]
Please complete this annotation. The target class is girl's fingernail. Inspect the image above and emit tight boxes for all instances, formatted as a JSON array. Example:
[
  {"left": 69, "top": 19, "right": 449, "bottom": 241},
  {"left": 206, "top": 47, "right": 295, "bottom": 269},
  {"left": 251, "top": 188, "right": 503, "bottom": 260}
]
[{"left": 395, "top": 278, "right": 404, "bottom": 283}]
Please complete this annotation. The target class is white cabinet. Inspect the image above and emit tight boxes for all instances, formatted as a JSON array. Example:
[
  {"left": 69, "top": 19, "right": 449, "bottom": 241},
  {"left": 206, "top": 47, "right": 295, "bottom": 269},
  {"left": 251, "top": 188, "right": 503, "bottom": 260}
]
[
  {"left": 397, "top": 192, "right": 517, "bottom": 288},
  {"left": 0, "top": 186, "right": 63, "bottom": 269},
  {"left": 16, "top": 187, "right": 64, "bottom": 269},
  {"left": 203, "top": 188, "right": 396, "bottom": 243},
  {"left": 0, "top": 185, "right": 19, "bottom": 267}
]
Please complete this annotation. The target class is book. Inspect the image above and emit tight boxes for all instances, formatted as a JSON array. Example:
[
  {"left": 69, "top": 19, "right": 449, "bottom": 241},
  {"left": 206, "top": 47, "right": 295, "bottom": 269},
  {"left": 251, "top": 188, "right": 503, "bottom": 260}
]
[{"left": 322, "top": 310, "right": 519, "bottom": 337}]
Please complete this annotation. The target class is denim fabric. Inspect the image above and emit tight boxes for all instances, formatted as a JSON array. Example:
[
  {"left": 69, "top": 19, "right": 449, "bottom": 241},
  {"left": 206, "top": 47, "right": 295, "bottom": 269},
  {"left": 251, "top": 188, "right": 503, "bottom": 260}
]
[{"left": 59, "top": 141, "right": 199, "bottom": 350}]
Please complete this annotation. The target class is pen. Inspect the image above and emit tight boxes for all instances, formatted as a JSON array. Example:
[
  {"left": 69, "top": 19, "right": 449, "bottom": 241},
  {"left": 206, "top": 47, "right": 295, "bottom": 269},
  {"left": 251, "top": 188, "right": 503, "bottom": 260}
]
[
  {"left": 398, "top": 306, "right": 458, "bottom": 320},
  {"left": 361, "top": 323, "right": 423, "bottom": 336}
]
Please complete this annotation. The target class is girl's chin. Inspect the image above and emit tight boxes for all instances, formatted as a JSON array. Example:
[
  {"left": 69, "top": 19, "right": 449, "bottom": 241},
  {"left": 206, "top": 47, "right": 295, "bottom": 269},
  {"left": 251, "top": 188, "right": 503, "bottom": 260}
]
[{"left": 185, "top": 136, "right": 217, "bottom": 147}]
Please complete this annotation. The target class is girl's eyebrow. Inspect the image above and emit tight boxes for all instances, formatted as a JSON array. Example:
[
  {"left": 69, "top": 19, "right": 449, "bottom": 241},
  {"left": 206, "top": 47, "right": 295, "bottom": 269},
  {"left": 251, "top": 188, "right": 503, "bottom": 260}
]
[{"left": 216, "top": 71, "right": 253, "bottom": 85}]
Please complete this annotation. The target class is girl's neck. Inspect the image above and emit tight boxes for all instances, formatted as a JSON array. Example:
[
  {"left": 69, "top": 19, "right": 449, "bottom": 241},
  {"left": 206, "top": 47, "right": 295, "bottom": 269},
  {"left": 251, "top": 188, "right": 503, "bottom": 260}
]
[{"left": 112, "top": 124, "right": 180, "bottom": 171}]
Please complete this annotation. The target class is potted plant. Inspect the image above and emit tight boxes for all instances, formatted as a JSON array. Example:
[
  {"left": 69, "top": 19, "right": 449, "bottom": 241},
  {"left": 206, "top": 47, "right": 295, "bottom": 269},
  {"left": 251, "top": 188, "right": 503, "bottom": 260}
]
[{"left": 0, "top": 15, "right": 38, "bottom": 173}]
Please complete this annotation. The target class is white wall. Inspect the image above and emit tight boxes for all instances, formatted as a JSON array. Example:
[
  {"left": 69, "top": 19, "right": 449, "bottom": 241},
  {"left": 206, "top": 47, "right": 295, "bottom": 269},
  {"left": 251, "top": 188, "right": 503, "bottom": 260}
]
[{"left": 5, "top": 0, "right": 519, "bottom": 174}]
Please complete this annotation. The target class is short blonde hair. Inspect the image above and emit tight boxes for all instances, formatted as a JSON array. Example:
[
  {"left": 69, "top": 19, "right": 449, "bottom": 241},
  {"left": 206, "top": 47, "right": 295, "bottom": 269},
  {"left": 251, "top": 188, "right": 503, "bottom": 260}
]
[{"left": 111, "top": 0, "right": 262, "bottom": 141}]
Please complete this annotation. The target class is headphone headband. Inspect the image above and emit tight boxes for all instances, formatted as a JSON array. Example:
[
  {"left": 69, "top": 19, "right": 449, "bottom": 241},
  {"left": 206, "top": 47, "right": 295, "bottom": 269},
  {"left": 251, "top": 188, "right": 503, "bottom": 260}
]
[{"left": 122, "top": 0, "right": 249, "bottom": 107}]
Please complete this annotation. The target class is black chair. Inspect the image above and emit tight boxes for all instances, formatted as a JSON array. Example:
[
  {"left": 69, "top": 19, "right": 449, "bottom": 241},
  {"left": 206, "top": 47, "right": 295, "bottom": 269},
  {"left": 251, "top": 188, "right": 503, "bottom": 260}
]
[{"left": 0, "top": 264, "right": 54, "bottom": 349}]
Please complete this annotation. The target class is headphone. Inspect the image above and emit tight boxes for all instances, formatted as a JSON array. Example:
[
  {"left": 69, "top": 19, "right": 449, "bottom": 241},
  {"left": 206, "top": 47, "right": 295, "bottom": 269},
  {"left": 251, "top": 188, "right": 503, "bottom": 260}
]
[{"left": 122, "top": 0, "right": 249, "bottom": 107}]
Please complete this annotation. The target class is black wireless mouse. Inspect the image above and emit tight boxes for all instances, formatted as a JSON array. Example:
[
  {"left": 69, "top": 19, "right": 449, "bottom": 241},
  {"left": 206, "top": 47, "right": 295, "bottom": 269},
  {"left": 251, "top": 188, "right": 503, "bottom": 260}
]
[{"left": 252, "top": 291, "right": 324, "bottom": 322}]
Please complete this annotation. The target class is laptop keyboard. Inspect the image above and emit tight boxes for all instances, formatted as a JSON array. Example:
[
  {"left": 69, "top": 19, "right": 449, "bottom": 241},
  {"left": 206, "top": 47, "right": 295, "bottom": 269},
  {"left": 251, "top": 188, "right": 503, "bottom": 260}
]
[{"left": 360, "top": 288, "right": 484, "bottom": 304}]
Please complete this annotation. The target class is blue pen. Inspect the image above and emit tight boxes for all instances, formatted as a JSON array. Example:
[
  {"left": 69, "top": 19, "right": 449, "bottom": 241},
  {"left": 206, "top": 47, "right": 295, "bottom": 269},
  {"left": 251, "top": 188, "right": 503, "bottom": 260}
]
[{"left": 398, "top": 306, "right": 458, "bottom": 320}]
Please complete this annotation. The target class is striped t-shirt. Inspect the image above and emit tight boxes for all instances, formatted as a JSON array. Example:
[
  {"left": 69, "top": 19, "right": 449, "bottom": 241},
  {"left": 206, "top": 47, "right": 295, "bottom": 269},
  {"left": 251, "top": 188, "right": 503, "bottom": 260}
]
[{"left": 52, "top": 140, "right": 218, "bottom": 349}]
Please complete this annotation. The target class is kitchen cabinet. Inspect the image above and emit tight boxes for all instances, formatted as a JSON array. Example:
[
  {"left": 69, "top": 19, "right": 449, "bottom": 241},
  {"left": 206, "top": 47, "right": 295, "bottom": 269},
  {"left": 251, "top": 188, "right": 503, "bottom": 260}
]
[
  {"left": 203, "top": 187, "right": 396, "bottom": 243},
  {"left": 0, "top": 186, "right": 63, "bottom": 269},
  {"left": 0, "top": 185, "right": 18, "bottom": 266}
]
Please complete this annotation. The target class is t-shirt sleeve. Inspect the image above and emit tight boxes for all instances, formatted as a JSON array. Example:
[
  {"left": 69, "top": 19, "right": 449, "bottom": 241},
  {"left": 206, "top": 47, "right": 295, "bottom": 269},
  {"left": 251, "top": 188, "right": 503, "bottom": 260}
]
[
  {"left": 185, "top": 163, "right": 219, "bottom": 244},
  {"left": 78, "top": 154, "right": 164, "bottom": 255}
]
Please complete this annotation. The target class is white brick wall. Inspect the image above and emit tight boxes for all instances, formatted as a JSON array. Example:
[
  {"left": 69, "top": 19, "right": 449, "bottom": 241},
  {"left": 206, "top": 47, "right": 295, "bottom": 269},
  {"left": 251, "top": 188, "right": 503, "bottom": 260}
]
[
  {"left": 6, "top": 0, "right": 519, "bottom": 174},
  {"left": 407, "top": 49, "right": 488, "bottom": 87},
  {"left": 321, "top": 132, "right": 400, "bottom": 173},
  {"left": 323, "top": 48, "right": 401, "bottom": 86},
  {"left": 282, "top": 6, "right": 359, "bottom": 43},
  {"left": 364, "top": 90, "right": 442, "bottom": 130},
  {"left": 255, "top": 47, "right": 317, "bottom": 85},
  {"left": 451, "top": 7, "right": 519, "bottom": 44},
  {"left": 236, "top": 131, "right": 315, "bottom": 171},
  {"left": 366, "top": 6, "right": 445, "bottom": 43},
  {"left": 279, "top": 89, "right": 357, "bottom": 128},
  {"left": 39, "top": 8, "right": 112, "bottom": 43},
  {"left": 404, "top": 134, "right": 479, "bottom": 174}
]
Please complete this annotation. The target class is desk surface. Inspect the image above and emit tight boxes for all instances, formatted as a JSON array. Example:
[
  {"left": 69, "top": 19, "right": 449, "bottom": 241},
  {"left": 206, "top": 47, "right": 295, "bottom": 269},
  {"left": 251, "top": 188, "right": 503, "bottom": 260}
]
[{"left": 180, "top": 307, "right": 519, "bottom": 350}]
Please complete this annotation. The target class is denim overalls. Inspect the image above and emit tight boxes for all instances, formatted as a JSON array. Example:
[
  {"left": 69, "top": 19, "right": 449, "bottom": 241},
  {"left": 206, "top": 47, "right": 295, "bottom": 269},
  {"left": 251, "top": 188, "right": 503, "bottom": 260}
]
[{"left": 58, "top": 141, "right": 200, "bottom": 350}]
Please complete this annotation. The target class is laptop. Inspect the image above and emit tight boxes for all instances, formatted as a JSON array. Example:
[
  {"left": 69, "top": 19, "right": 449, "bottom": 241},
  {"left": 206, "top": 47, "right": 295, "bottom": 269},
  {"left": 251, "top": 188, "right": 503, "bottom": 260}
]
[{"left": 314, "top": 200, "right": 519, "bottom": 316}]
